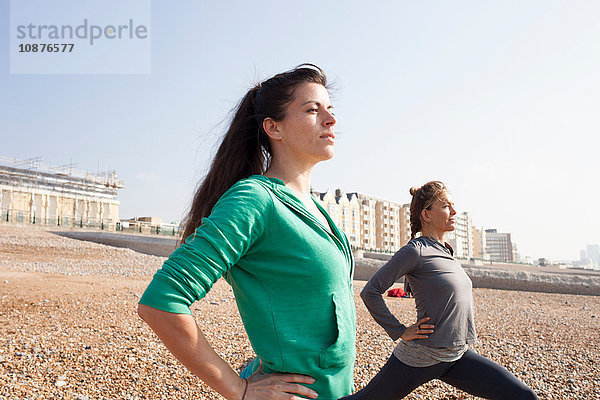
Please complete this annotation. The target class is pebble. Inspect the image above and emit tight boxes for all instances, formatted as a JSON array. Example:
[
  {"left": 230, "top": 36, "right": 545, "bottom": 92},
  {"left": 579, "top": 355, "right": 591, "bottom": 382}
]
[{"left": 0, "top": 225, "right": 599, "bottom": 399}]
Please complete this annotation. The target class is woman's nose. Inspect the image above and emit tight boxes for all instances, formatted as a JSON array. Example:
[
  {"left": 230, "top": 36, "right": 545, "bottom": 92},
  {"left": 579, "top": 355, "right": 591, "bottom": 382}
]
[{"left": 324, "top": 110, "right": 336, "bottom": 126}]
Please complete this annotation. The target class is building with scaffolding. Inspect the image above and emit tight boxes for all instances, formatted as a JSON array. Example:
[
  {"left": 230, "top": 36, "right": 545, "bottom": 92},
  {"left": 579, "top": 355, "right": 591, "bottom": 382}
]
[{"left": 0, "top": 156, "right": 124, "bottom": 228}]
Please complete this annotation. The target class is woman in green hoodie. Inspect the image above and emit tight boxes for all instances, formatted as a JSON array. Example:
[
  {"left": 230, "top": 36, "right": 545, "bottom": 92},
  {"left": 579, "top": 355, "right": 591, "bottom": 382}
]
[{"left": 138, "top": 64, "right": 355, "bottom": 400}]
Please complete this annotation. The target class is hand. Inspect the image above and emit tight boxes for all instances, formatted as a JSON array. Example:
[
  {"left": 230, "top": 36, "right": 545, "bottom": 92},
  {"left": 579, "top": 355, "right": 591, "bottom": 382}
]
[
  {"left": 400, "top": 317, "right": 435, "bottom": 341},
  {"left": 243, "top": 361, "right": 318, "bottom": 400}
]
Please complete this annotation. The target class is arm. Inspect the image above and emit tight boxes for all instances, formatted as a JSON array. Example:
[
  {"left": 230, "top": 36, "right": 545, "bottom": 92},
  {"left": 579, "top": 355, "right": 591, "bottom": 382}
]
[
  {"left": 138, "top": 305, "right": 317, "bottom": 400},
  {"left": 360, "top": 244, "right": 433, "bottom": 340},
  {"left": 137, "top": 305, "right": 246, "bottom": 398},
  {"left": 138, "top": 181, "right": 317, "bottom": 399}
]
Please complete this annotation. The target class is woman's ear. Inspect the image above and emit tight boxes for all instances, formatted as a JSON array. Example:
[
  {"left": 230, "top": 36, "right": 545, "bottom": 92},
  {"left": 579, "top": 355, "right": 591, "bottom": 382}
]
[
  {"left": 421, "top": 208, "right": 430, "bottom": 224},
  {"left": 263, "top": 118, "right": 283, "bottom": 141}
]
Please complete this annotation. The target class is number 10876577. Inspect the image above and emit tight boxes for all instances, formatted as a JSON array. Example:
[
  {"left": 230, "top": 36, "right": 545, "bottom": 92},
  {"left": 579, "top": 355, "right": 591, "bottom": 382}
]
[{"left": 18, "top": 43, "right": 74, "bottom": 53}]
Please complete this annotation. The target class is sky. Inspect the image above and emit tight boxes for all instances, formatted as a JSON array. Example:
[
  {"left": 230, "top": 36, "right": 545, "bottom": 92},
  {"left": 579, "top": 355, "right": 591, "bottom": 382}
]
[{"left": 2, "top": 0, "right": 599, "bottom": 261}]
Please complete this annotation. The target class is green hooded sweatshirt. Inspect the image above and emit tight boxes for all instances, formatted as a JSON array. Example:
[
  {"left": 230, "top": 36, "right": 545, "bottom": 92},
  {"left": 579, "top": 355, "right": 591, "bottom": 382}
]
[{"left": 139, "top": 175, "right": 356, "bottom": 399}]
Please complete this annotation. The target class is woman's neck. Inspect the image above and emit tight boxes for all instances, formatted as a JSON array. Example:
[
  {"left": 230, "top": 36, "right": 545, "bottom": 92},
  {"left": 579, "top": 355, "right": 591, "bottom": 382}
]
[
  {"left": 420, "top": 228, "right": 445, "bottom": 244},
  {"left": 264, "top": 160, "right": 314, "bottom": 197}
]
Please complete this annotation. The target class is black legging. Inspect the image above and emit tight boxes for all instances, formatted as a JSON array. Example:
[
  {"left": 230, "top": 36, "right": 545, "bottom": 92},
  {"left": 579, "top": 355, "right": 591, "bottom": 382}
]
[{"left": 340, "top": 350, "right": 537, "bottom": 400}]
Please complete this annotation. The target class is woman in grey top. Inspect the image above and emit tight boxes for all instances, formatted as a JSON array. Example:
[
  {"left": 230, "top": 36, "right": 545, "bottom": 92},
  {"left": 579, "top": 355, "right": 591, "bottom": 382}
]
[{"left": 340, "top": 181, "right": 537, "bottom": 400}]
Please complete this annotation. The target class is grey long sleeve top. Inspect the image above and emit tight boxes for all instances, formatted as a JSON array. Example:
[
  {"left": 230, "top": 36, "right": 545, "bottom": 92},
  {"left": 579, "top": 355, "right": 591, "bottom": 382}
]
[{"left": 360, "top": 236, "right": 477, "bottom": 347}]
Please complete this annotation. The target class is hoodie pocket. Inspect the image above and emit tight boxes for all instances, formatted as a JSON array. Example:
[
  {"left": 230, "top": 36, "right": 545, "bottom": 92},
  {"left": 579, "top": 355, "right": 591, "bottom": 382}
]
[{"left": 318, "top": 290, "right": 356, "bottom": 369}]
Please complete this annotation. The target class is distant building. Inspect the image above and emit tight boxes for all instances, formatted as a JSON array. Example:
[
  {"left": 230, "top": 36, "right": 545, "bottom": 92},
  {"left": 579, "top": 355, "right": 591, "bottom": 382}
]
[
  {"left": 398, "top": 203, "right": 411, "bottom": 246},
  {"left": 446, "top": 212, "right": 473, "bottom": 259},
  {"left": 121, "top": 216, "right": 163, "bottom": 227},
  {"left": 537, "top": 258, "right": 549, "bottom": 267},
  {"left": 511, "top": 242, "right": 520, "bottom": 263},
  {"left": 312, "top": 189, "right": 410, "bottom": 252},
  {"left": 313, "top": 189, "right": 362, "bottom": 248},
  {"left": 355, "top": 193, "right": 377, "bottom": 250},
  {"left": 314, "top": 189, "right": 362, "bottom": 246},
  {"left": 372, "top": 195, "right": 403, "bottom": 252},
  {"left": 0, "top": 156, "right": 124, "bottom": 228},
  {"left": 580, "top": 249, "right": 590, "bottom": 265},
  {"left": 586, "top": 244, "right": 600, "bottom": 267},
  {"left": 312, "top": 188, "right": 523, "bottom": 262},
  {"left": 313, "top": 188, "right": 485, "bottom": 255},
  {"left": 575, "top": 248, "right": 599, "bottom": 269},
  {"left": 484, "top": 229, "right": 513, "bottom": 262},
  {"left": 472, "top": 226, "right": 488, "bottom": 260}
]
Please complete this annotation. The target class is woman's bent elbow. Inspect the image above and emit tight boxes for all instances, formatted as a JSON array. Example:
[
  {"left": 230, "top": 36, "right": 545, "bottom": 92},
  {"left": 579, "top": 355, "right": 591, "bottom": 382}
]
[
  {"left": 137, "top": 303, "right": 153, "bottom": 322},
  {"left": 359, "top": 286, "right": 369, "bottom": 300},
  {"left": 360, "top": 285, "right": 377, "bottom": 302}
]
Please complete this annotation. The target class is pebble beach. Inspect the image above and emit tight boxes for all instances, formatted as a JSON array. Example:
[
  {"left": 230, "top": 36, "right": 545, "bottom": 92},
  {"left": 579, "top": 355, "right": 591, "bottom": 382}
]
[{"left": 1, "top": 225, "right": 599, "bottom": 399}]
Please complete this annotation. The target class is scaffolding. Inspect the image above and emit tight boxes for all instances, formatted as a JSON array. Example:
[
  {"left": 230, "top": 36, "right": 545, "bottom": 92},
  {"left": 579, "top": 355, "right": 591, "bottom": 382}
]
[
  {"left": 0, "top": 156, "right": 125, "bottom": 228},
  {"left": 0, "top": 156, "right": 124, "bottom": 193}
]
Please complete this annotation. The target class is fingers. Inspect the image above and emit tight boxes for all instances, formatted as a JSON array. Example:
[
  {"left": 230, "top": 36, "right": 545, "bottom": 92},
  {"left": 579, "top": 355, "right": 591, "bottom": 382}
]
[
  {"left": 415, "top": 323, "right": 434, "bottom": 338},
  {"left": 248, "top": 381, "right": 318, "bottom": 399},
  {"left": 283, "top": 383, "right": 318, "bottom": 399},
  {"left": 246, "top": 372, "right": 318, "bottom": 399},
  {"left": 278, "top": 373, "right": 316, "bottom": 385},
  {"left": 412, "top": 331, "right": 432, "bottom": 339},
  {"left": 256, "top": 381, "right": 317, "bottom": 399},
  {"left": 416, "top": 317, "right": 434, "bottom": 333},
  {"left": 418, "top": 325, "right": 435, "bottom": 333},
  {"left": 402, "top": 318, "right": 435, "bottom": 341}
]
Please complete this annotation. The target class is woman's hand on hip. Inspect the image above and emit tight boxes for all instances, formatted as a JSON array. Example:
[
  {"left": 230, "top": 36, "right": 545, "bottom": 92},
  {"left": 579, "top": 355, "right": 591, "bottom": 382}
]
[
  {"left": 244, "top": 362, "right": 318, "bottom": 399},
  {"left": 400, "top": 317, "right": 435, "bottom": 341}
]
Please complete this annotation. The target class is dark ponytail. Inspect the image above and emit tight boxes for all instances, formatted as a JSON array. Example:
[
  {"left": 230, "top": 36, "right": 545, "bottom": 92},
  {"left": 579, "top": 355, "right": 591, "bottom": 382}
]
[
  {"left": 181, "top": 64, "right": 328, "bottom": 242},
  {"left": 409, "top": 181, "right": 447, "bottom": 239}
]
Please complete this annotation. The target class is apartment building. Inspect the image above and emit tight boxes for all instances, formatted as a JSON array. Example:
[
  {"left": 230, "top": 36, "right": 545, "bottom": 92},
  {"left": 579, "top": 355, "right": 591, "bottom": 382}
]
[
  {"left": 312, "top": 189, "right": 362, "bottom": 247},
  {"left": 484, "top": 229, "right": 513, "bottom": 262},
  {"left": 312, "top": 187, "right": 514, "bottom": 260},
  {"left": 398, "top": 203, "right": 411, "bottom": 246},
  {"left": 355, "top": 194, "right": 377, "bottom": 249},
  {"left": 323, "top": 189, "right": 361, "bottom": 245},
  {"left": 312, "top": 189, "right": 411, "bottom": 252},
  {"left": 472, "top": 226, "right": 487, "bottom": 260},
  {"left": 446, "top": 211, "right": 473, "bottom": 259}
]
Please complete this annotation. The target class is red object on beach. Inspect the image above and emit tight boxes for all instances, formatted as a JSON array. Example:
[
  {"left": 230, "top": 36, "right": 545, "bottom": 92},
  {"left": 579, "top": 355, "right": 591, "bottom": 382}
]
[{"left": 387, "top": 288, "right": 407, "bottom": 298}]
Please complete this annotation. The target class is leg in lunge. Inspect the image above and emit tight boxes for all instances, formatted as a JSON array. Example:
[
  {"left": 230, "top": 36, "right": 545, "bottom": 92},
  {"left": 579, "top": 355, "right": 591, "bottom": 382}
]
[
  {"left": 340, "top": 354, "right": 450, "bottom": 400},
  {"left": 440, "top": 350, "right": 538, "bottom": 400}
]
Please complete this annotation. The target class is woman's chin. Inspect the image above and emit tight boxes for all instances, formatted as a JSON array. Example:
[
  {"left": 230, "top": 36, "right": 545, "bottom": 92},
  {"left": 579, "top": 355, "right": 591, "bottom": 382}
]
[{"left": 317, "top": 149, "right": 335, "bottom": 161}]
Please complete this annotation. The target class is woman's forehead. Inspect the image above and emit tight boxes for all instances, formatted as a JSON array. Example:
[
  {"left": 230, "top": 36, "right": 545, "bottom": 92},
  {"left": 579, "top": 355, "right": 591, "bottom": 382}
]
[
  {"left": 437, "top": 191, "right": 453, "bottom": 203},
  {"left": 292, "top": 82, "right": 330, "bottom": 104}
]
